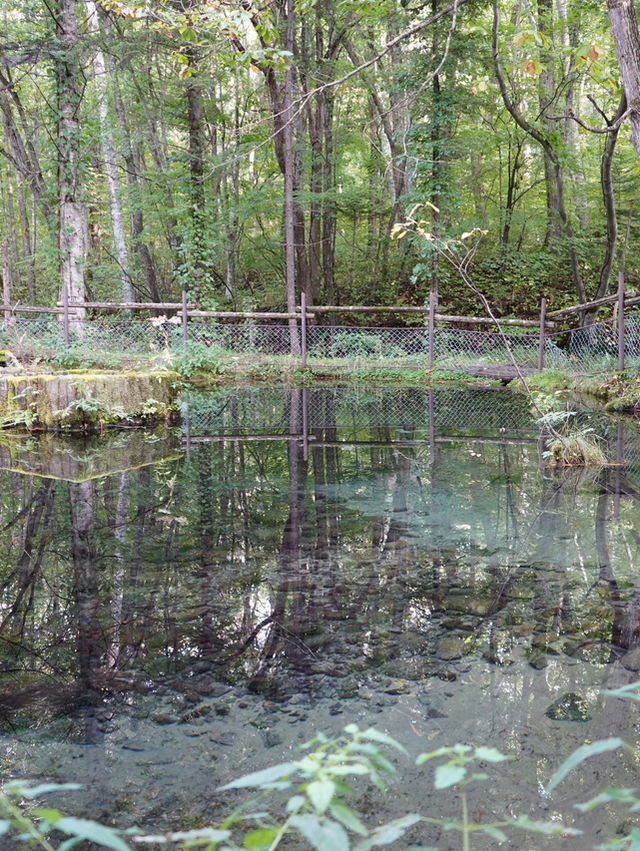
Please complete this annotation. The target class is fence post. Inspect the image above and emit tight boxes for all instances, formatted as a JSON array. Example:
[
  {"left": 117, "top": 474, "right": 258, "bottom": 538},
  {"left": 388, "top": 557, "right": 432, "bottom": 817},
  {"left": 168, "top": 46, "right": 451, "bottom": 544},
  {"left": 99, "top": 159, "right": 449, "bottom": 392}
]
[
  {"left": 181, "top": 289, "right": 188, "bottom": 349},
  {"left": 428, "top": 291, "right": 435, "bottom": 369},
  {"left": 62, "top": 285, "right": 70, "bottom": 349},
  {"left": 618, "top": 271, "right": 625, "bottom": 372},
  {"left": 300, "top": 292, "right": 307, "bottom": 368},
  {"left": 2, "top": 242, "right": 11, "bottom": 330},
  {"left": 537, "top": 297, "right": 547, "bottom": 372}
]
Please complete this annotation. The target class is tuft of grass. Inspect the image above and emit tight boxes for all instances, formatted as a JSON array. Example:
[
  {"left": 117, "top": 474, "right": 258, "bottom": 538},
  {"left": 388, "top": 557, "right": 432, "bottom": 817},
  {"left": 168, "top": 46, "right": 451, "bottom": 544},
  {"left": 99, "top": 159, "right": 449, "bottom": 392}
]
[{"left": 544, "top": 432, "right": 606, "bottom": 466}]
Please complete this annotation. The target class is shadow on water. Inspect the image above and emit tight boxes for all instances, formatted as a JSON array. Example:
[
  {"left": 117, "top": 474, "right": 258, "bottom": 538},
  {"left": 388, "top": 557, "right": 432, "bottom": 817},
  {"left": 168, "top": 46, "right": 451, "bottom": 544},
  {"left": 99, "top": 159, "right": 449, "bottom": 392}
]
[{"left": 2, "top": 386, "right": 640, "bottom": 843}]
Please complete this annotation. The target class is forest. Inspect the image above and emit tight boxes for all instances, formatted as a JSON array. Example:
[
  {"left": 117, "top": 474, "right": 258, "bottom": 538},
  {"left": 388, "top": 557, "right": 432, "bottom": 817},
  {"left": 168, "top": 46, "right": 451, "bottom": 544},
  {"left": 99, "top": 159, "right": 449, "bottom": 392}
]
[{"left": 0, "top": 0, "right": 640, "bottom": 322}]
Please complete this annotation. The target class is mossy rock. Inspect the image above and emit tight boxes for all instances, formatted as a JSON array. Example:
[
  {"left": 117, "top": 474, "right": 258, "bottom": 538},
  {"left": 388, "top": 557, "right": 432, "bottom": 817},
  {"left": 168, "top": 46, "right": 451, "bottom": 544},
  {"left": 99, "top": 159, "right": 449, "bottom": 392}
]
[{"left": 0, "top": 370, "right": 180, "bottom": 431}]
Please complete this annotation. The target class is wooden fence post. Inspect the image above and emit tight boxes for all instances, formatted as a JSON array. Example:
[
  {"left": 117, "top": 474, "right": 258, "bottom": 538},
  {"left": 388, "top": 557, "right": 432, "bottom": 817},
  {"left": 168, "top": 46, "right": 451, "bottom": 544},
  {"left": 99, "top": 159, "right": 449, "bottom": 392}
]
[
  {"left": 182, "top": 289, "right": 188, "bottom": 349},
  {"left": 537, "top": 297, "right": 547, "bottom": 372},
  {"left": 2, "top": 242, "right": 12, "bottom": 331},
  {"left": 618, "top": 271, "right": 625, "bottom": 372},
  {"left": 300, "top": 292, "right": 307, "bottom": 368},
  {"left": 428, "top": 291, "right": 435, "bottom": 369},
  {"left": 62, "top": 285, "right": 70, "bottom": 348}
]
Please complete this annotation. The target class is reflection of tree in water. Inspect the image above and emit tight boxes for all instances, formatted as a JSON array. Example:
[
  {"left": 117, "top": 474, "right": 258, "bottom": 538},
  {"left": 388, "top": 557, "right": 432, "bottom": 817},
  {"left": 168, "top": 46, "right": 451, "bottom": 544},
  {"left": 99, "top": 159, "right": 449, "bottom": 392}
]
[{"left": 4, "top": 392, "right": 640, "bottom": 738}]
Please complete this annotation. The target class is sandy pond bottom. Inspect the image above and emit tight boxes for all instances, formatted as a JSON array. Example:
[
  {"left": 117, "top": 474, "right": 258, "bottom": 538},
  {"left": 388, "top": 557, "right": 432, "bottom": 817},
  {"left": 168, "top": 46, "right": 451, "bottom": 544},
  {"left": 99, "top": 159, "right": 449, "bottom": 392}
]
[{"left": 2, "top": 385, "right": 640, "bottom": 849}]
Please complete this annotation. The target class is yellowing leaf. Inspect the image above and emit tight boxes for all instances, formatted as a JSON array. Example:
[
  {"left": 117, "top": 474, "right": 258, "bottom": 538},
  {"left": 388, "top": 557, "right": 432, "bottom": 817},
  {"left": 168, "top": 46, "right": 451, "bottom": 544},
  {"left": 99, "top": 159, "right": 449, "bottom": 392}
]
[{"left": 589, "top": 45, "right": 600, "bottom": 61}]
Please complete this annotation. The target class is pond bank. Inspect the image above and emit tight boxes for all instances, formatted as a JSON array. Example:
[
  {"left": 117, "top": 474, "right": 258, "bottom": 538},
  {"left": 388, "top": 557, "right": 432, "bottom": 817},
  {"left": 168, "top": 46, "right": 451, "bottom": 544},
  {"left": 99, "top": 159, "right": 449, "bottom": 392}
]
[{"left": 0, "top": 370, "right": 179, "bottom": 430}]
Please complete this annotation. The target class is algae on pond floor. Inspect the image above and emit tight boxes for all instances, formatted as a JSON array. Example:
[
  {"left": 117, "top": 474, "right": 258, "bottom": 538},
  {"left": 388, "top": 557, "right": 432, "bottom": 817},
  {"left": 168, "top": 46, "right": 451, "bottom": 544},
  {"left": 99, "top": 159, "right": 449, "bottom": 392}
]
[{"left": 0, "top": 370, "right": 180, "bottom": 430}]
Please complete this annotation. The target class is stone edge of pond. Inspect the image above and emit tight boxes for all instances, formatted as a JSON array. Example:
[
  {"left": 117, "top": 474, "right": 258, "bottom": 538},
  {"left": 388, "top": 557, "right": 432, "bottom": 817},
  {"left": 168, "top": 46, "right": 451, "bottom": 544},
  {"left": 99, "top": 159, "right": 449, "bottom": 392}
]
[{"left": 0, "top": 370, "right": 181, "bottom": 431}]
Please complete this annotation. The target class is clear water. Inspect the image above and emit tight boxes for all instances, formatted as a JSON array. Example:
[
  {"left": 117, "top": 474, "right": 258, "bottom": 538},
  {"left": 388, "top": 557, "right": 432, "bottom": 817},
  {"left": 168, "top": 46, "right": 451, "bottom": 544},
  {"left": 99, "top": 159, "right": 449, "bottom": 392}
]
[{"left": 1, "top": 385, "right": 640, "bottom": 847}]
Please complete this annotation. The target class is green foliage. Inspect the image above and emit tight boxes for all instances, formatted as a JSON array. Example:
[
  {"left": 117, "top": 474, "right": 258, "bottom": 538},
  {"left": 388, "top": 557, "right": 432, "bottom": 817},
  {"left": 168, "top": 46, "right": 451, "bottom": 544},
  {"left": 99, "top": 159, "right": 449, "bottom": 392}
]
[{"left": 173, "top": 342, "right": 225, "bottom": 379}]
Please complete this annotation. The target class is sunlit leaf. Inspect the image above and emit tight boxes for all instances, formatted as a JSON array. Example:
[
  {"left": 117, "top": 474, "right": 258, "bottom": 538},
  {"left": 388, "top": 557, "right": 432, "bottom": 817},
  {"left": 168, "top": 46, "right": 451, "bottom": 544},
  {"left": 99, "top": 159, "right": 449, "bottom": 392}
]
[
  {"left": 434, "top": 764, "right": 467, "bottom": 790},
  {"left": 329, "top": 801, "right": 368, "bottom": 836},
  {"left": 219, "top": 763, "right": 296, "bottom": 790},
  {"left": 53, "top": 817, "right": 132, "bottom": 851},
  {"left": 361, "top": 728, "right": 408, "bottom": 755},
  {"left": 306, "top": 780, "right": 335, "bottom": 815},
  {"left": 289, "top": 814, "right": 349, "bottom": 851},
  {"left": 481, "top": 826, "right": 507, "bottom": 841},
  {"left": 13, "top": 783, "right": 82, "bottom": 799},
  {"left": 575, "top": 788, "right": 639, "bottom": 812},
  {"left": 511, "top": 815, "right": 582, "bottom": 835},
  {"left": 474, "top": 747, "right": 509, "bottom": 763},
  {"left": 354, "top": 815, "right": 421, "bottom": 849},
  {"left": 244, "top": 827, "right": 279, "bottom": 850},
  {"left": 546, "top": 739, "right": 625, "bottom": 793}
]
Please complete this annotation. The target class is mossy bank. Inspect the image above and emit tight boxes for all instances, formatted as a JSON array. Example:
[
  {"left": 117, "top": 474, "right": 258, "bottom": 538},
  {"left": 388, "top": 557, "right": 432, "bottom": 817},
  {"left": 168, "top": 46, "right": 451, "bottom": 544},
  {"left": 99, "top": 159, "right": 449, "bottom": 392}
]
[{"left": 0, "top": 370, "right": 180, "bottom": 430}]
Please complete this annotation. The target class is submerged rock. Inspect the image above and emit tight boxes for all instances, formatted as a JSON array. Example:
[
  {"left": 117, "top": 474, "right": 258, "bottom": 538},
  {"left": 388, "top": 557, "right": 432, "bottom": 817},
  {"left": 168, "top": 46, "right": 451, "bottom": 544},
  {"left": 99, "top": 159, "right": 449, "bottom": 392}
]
[{"left": 545, "top": 693, "right": 590, "bottom": 722}]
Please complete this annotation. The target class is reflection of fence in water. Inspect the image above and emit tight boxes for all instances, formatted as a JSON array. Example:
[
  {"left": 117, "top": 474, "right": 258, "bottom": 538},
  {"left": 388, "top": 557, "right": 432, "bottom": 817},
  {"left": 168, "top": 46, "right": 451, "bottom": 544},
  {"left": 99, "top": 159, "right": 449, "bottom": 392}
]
[{"left": 183, "top": 387, "right": 538, "bottom": 438}]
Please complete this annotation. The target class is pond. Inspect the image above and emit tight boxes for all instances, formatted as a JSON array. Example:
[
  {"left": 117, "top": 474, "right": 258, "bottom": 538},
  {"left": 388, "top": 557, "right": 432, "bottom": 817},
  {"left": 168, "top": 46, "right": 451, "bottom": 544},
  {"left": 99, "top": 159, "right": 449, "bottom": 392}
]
[{"left": 1, "top": 384, "right": 640, "bottom": 849}]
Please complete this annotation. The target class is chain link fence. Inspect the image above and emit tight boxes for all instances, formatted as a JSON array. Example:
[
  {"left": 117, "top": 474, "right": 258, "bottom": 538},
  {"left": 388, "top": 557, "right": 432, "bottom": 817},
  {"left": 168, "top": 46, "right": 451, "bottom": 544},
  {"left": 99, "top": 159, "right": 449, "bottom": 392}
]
[{"left": 1, "top": 311, "right": 640, "bottom": 377}]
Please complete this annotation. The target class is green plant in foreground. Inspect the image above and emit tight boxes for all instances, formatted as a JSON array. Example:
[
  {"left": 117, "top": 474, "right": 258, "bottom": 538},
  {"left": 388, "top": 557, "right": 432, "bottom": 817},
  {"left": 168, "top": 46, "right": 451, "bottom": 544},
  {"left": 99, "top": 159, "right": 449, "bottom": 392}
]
[{"left": 1, "top": 725, "right": 581, "bottom": 851}]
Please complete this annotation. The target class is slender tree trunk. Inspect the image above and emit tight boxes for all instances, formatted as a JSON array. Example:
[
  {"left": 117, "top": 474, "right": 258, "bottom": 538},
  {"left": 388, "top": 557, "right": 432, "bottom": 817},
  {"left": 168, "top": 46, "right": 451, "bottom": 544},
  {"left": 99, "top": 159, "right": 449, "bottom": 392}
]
[
  {"left": 584, "top": 93, "right": 627, "bottom": 324},
  {"left": 4, "top": 161, "right": 20, "bottom": 293},
  {"left": 56, "top": 0, "right": 87, "bottom": 324},
  {"left": 86, "top": 0, "right": 134, "bottom": 302},
  {"left": 15, "top": 168, "right": 35, "bottom": 299},
  {"left": 185, "top": 21, "right": 207, "bottom": 302},
  {"left": 104, "top": 29, "right": 160, "bottom": 302},
  {"left": 284, "top": 0, "right": 300, "bottom": 353},
  {"left": 537, "top": 0, "right": 562, "bottom": 244},
  {"left": 608, "top": 0, "right": 640, "bottom": 160}
]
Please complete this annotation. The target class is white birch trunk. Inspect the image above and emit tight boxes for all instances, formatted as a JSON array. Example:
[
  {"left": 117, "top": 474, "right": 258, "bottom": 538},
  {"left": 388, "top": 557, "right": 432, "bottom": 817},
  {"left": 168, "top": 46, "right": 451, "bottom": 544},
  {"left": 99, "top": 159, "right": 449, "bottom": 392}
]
[
  {"left": 57, "top": 0, "right": 87, "bottom": 330},
  {"left": 85, "top": 0, "right": 134, "bottom": 302}
]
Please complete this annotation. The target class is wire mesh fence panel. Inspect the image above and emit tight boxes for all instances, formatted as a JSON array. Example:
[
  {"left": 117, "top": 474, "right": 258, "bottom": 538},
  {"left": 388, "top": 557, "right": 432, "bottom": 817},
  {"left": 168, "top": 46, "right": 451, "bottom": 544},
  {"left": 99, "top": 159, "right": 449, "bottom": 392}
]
[
  {"left": 182, "top": 386, "right": 539, "bottom": 437},
  {"left": 6, "top": 311, "right": 640, "bottom": 376}
]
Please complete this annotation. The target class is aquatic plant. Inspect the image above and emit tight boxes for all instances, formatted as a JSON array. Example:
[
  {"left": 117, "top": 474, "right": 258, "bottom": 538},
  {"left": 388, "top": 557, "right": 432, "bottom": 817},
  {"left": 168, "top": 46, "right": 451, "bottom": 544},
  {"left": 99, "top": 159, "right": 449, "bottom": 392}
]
[{"left": 538, "top": 410, "right": 607, "bottom": 467}]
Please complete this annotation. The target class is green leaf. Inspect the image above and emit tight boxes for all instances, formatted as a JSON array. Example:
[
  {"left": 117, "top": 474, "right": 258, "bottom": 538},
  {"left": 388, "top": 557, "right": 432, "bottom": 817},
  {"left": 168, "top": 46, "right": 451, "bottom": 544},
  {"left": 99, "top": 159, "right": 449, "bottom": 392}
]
[
  {"left": 354, "top": 815, "right": 422, "bottom": 849},
  {"left": 286, "top": 795, "right": 305, "bottom": 814},
  {"left": 602, "top": 683, "right": 640, "bottom": 703},
  {"left": 168, "top": 828, "right": 232, "bottom": 843},
  {"left": 512, "top": 815, "right": 582, "bottom": 836},
  {"left": 329, "top": 801, "right": 368, "bottom": 836},
  {"left": 434, "top": 764, "right": 467, "bottom": 790},
  {"left": 546, "top": 738, "right": 625, "bottom": 793},
  {"left": 53, "top": 817, "right": 132, "bottom": 851},
  {"left": 360, "top": 729, "right": 408, "bottom": 755},
  {"left": 307, "top": 780, "right": 335, "bottom": 815},
  {"left": 219, "top": 763, "right": 297, "bottom": 790},
  {"left": 19, "top": 783, "right": 82, "bottom": 799},
  {"left": 289, "top": 814, "right": 349, "bottom": 851},
  {"left": 474, "top": 747, "right": 509, "bottom": 763},
  {"left": 244, "top": 827, "right": 279, "bottom": 850},
  {"left": 481, "top": 826, "right": 507, "bottom": 841},
  {"left": 575, "top": 789, "right": 639, "bottom": 812},
  {"left": 58, "top": 840, "right": 85, "bottom": 851},
  {"left": 416, "top": 746, "right": 471, "bottom": 765}
]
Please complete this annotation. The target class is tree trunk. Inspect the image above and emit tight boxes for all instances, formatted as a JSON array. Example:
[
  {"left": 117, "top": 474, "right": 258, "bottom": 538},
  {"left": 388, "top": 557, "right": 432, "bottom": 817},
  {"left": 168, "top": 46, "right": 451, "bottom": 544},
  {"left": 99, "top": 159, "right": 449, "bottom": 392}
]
[
  {"left": 56, "top": 0, "right": 87, "bottom": 325},
  {"left": 284, "top": 0, "right": 300, "bottom": 354},
  {"left": 608, "top": 0, "right": 640, "bottom": 160},
  {"left": 85, "top": 0, "right": 134, "bottom": 303},
  {"left": 104, "top": 26, "right": 160, "bottom": 302},
  {"left": 185, "top": 27, "right": 208, "bottom": 303},
  {"left": 537, "top": 0, "right": 562, "bottom": 244}
]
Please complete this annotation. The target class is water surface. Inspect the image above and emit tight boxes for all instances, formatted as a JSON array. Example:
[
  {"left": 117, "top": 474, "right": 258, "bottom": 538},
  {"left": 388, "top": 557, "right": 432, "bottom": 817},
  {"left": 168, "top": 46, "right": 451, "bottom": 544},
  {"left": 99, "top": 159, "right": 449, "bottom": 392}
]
[{"left": 1, "top": 385, "right": 640, "bottom": 847}]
